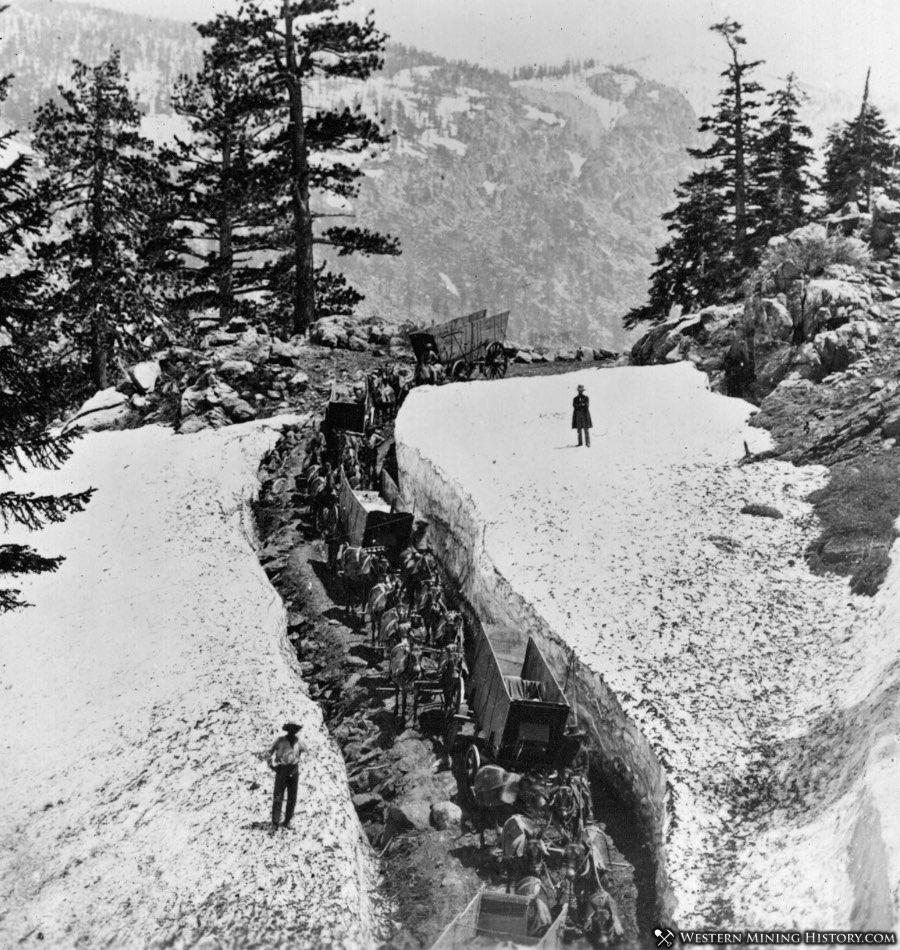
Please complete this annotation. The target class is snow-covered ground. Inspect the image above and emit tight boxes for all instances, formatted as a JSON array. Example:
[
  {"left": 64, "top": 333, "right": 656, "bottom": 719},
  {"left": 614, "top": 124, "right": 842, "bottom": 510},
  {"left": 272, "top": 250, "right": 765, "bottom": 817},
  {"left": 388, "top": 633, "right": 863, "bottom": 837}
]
[
  {"left": 0, "top": 422, "right": 381, "bottom": 949},
  {"left": 396, "top": 364, "right": 900, "bottom": 931}
]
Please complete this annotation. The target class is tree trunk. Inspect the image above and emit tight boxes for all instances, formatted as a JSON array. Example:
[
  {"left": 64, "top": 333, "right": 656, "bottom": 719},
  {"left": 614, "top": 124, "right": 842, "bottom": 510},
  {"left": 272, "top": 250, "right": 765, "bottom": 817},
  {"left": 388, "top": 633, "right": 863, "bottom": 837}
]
[
  {"left": 283, "top": 0, "right": 316, "bottom": 336},
  {"left": 219, "top": 129, "right": 234, "bottom": 322},
  {"left": 90, "top": 79, "right": 108, "bottom": 390},
  {"left": 731, "top": 54, "right": 748, "bottom": 265}
]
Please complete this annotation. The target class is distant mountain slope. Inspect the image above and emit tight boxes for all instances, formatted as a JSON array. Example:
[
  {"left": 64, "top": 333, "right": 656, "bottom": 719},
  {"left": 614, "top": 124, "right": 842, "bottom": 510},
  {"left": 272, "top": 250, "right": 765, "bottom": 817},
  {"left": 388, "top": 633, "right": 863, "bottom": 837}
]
[
  {"left": 0, "top": 2, "right": 698, "bottom": 347},
  {"left": 0, "top": 0, "right": 201, "bottom": 122},
  {"left": 319, "top": 54, "right": 697, "bottom": 347}
]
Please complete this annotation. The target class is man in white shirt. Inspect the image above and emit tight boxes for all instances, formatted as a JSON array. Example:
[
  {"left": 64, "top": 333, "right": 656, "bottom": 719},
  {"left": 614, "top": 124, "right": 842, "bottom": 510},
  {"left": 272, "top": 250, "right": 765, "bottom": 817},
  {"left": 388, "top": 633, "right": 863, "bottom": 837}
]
[{"left": 268, "top": 722, "right": 307, "bottom": 833}]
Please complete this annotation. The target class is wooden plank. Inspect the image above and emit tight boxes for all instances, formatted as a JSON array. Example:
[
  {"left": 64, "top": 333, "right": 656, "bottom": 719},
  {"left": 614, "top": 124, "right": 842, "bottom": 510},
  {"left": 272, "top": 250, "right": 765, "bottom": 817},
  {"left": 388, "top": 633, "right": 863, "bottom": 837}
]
[{"left": 522, "top": 637, "right": 569, "bottom": 707}]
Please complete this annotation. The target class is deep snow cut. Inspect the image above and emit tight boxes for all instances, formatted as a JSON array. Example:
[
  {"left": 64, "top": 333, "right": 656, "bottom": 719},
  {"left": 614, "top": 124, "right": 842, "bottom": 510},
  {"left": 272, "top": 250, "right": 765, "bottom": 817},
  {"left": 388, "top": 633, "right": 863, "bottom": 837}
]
[
  {"left": 396, "top": 363, "right": 899, "bottom": 930},
  {"left": 0, "top": 420, "right": 379, "bottom": 949}
]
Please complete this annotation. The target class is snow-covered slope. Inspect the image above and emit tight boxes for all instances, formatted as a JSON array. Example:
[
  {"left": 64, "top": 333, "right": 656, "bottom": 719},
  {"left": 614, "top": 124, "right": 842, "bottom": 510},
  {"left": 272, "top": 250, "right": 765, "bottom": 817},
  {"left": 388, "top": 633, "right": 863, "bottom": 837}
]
[
  {"left": 0, "top": 421, "right": 380, "bottom": 949},
  {"left": 395, "top": 365, "right": 899, "bottom": 930}
]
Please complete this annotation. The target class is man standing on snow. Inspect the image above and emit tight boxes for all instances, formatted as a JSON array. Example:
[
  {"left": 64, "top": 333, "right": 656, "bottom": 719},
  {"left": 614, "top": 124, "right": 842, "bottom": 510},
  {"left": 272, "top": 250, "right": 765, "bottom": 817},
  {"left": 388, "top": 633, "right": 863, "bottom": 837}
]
[
  {"left": 268, "top": 722, "right": 307, "bottom": 833},
  {"left": 572, "top": 384, "right": 592, "bottom": 447}
]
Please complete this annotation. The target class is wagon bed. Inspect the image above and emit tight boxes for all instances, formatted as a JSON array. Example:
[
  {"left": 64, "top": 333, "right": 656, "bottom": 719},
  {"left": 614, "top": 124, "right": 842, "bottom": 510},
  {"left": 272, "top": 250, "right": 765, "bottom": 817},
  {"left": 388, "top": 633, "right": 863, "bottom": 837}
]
[
  {"left": 431, "top": 886, "right": 566, "bottom": 950},
  {"left": 338, "top": 470, "right": 414, "bottom": 554},
  {"left": 455, "top": 624, "right": 571, "bottom": 774},
  {"left": 409, "top": 309, "right": 510, "bottom": 380}
]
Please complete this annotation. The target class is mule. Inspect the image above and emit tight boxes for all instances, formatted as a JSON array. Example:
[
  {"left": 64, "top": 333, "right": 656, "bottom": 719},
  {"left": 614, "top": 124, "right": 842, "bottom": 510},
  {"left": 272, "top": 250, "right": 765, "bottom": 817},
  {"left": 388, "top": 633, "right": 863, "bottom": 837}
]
[
  {"left": 415, "top": 581, "right": 447, "bottom": 643},
  {"left": 338, "top": 545, "right": 388, "bottom": 620},
  {"left": 501, "top": 814, "right": 549, "bottom": 893},
  {"left": 367, "top": 579, "right": 399, "bottom": 645},
  {"left": 389, "top": 636, "right": 423, "bottom": 723},
  {"left": 437, "top": 641, "right": 466, "bottom": 715},
  {"left": 549, "top": 770, "right": 593, "bottom": 841},
  {"left": 379, "top": 604, "right": 409, "bottom": 652}
]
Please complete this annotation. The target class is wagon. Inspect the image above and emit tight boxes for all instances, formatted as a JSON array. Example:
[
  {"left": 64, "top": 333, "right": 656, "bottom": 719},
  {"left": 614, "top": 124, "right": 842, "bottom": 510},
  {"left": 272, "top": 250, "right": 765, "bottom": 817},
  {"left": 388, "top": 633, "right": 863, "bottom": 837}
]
[
  {"left": 408, "top": 309, "right": 511, "bottom": 381},
  {"left": 325, "top": 380, "right": 371, "bottom": 434},
  {"left": 338, "top": 469, "right": 414, "bottom": 559},
  {"left": 431, "top": 886, "right": 567, "bottom": 950},
  {"left": 449, "top": 622, "right": 574, "bottom": 795}
]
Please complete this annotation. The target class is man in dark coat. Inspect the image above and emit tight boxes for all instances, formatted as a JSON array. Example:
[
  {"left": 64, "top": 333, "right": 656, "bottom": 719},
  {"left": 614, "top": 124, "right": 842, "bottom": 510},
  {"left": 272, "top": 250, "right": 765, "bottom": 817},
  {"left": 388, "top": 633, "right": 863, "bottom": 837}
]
[
  {"left": 572, "top": 384, "right": 592, "bottom": 447},
  {"left": 268, "top": 722, "right": 307, "bottom": 833}
]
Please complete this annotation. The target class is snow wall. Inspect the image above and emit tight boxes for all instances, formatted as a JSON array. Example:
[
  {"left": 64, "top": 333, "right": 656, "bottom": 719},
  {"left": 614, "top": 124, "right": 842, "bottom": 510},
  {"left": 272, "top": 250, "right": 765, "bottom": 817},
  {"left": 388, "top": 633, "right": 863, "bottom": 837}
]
[
  {"left": 395, "top": 363, "right": 900, "bottom": 932},
  {"left": 0, "top": 421, "right": 381, "bottom": 950}
]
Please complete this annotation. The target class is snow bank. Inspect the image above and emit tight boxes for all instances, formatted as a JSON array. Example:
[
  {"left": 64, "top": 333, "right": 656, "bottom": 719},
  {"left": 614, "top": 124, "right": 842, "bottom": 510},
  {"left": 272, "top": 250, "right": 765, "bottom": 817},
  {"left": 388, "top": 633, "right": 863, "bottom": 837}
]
[
  {"left": 395, "top": 364, "right": 900, "bottom": 930},
  {"left": 0, "top": 422, "right": 381, "bottom": 949}
]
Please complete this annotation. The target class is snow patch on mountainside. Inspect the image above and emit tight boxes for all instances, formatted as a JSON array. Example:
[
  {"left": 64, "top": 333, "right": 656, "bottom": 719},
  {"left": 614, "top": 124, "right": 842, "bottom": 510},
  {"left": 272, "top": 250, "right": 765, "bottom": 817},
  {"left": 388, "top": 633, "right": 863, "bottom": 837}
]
[
  {"left": 0, "top": 421, "right": 382, "bottom": 949},
  {"left": 512, "top": 68, "right": 631, "bottom": 130}
]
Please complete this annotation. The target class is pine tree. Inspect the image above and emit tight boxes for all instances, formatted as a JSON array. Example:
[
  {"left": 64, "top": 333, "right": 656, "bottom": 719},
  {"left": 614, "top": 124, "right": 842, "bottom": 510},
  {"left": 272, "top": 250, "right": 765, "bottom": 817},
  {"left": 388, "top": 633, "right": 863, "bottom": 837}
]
[
  {"left": 625, "top": 19, "right": 764, "bottom": 326},
  {"left": 0, "top": 10, "right": 94, "bottom": 613},
  {"left": 234, "top": 0, "right": 400, "bottom": 335},
  {"left": 823, "top": 87, "right": 897, "bottom": 212},
  {"left": 691, "top": 19, "right": 764, "bottom": 269},
  {"left": 624, "top": 167, "right": 731, "bottom": 326},
  {"left": 165, "top": 15, "right": 273, "bottom": 321},
  {"left": 32, "top": 51, "right": 178, "bottom": 390},
  {"left": 752, "top": 73, "right": 814, "bottom": 243}
]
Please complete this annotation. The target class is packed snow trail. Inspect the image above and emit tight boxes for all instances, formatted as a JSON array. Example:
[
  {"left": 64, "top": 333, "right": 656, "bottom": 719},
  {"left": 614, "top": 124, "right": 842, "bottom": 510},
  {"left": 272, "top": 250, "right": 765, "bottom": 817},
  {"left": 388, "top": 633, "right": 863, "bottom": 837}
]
[
  {"left": 0, "top": 421, "right": 380, "bottom": 949},
  {"left": 396, "top": 363, "right": 899, "bottom": 930}
]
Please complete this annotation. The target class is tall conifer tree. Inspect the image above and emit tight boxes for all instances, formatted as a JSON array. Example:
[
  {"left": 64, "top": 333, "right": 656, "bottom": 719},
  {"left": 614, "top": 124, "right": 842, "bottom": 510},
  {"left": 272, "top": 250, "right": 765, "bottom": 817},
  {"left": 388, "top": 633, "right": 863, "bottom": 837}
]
[
  {"left": 0, "top": 9, "right": 94, "bottom": 612},
  {"left": 234, "top": 0, "right": 400, "bottom": 335},
  {"left": 752, "top": 73, "right": 814, "bottom": 243},
  {"left": 32, "top": 51, "right": 177, "bottom": 389},
  {"left": 823, "top": 98, "right": 896, "bottom": 212}
]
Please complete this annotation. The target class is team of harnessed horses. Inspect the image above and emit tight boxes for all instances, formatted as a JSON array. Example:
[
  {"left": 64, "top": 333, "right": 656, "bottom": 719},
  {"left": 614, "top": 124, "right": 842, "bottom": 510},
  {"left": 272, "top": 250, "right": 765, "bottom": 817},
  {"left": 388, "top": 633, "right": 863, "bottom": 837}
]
[{"left": 295, "top": 364, "right": 626, "bottom": 947}]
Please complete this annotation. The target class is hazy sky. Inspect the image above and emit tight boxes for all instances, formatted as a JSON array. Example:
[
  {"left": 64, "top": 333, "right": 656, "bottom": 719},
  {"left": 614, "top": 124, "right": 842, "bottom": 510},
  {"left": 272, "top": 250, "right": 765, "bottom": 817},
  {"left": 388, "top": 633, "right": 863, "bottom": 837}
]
[{"left": 65, "top": 0, "right": 900, "bottom": 107}]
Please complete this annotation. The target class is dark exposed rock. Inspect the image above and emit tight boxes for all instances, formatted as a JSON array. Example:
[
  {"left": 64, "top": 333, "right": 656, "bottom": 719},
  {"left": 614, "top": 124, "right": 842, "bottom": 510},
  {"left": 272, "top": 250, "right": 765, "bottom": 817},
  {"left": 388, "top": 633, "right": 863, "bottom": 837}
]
[{"left": 740, "top": 503, "right": 784, "bottom": 519}]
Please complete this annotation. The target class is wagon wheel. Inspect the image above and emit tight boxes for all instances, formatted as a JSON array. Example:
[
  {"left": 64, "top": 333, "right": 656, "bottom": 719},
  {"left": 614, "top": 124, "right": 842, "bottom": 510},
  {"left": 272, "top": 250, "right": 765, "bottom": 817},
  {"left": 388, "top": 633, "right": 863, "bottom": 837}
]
[
  {"left": 464, "top": 744, "right": 481, "bottom": 806},
  {"left": 483, "top": 341, "right": 508, "bottom": 379},
  {"left": 450, "top": 359, "right": 470, "bottom": 381}
]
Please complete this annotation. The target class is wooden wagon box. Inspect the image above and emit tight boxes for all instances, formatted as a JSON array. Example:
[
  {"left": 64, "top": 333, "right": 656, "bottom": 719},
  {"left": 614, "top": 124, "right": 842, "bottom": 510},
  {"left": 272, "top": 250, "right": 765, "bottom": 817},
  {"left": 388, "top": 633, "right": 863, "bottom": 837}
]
[
  {"left": 430, "top": 886, "right": 567, "bottom": 950},
  {"left": 339, "top": 471, "right": 414, "bottom": 552}
]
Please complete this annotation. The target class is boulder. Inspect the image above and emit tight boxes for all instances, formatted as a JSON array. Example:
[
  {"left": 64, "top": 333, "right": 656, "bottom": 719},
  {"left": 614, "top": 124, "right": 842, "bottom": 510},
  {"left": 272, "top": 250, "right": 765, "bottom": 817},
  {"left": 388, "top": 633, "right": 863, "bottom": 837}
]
[
  {"left": 270, "top": 338, "right": 304, "bottom": 365},
  {"left": 748, "top": 296, "right": 793, "bottom": 343},
  {"left": 63, "top": 387, "right": 133, "bottom": 433},
  {"left": 310, "top": 316, "right": 347, "bottom": 348},
  {"left": 131, "top": 360, "right": 161, "bottom": 394},
  {"left": 787, "top": 222, "right": 828, "bottom": 244},
  {"left": 593, "top": 347, "right": 617, "bottom": 361},
  {"left": 221, "top": 393, "right": 256, "bottom": 422},
  {"left": 383, "top": 802, "right": 431, "bottom": 839},
  {"left": 753, "top": 341, "right": 794, "bottom": 392},
  {"left": 514, "top": 349, "right": 533, "bottom": 363},
  {"left": 347, "top": 334, "right": 368, "bottom": 352},
  {"left": 556, "top": 348, "right": 576, "bottom": 362},
  {"left": 814, "top": 331, "right": 852, "bottom": 375},
  {"left": 211, "top": 327, "right": 272, "bottom": 365},
  {"left": 205, "top": 330, "right": 239, "bottom": 347},
  {"left": 178, "top": 407, "right": 230, "bottom": 434},
  {"left": 873, "top": 193, "right": 900, "bottom": 227},
  {"left": 430, "top": 801, "right": 462, "bottom": 830},
  {"left": 217, "top": 359, "right": 255, "bottom": 382},
  {"left": 881, "top": 411, "right": 900, "bottom": 440},
  {"left": 789, "top": 342, "right": 822, "bottom": 381},
  {"left": 288, "top": 370, "right": 310, "bottom": 390}
]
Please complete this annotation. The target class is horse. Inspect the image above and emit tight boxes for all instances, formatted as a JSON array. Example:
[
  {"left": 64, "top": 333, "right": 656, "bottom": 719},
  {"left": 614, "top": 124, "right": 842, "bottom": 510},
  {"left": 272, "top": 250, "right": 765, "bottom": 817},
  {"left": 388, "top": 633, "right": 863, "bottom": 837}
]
[
  {"left": 306, "top": 475, "right": 335, "bottom": 532},
  {"left": 437, "top": 641, "right": 466, "bottom": 715},
  {"left": 514, "top": 876, "right": 555, "bottom": 938},
  {"left": 389, "top": 636, "right": 422, "bottom": 722},
  {"left": 367, "top": 578, "right": 400, "bottom": 646},
  {"left": 501, "top": 814, "right": 550, "bottom": 893}
]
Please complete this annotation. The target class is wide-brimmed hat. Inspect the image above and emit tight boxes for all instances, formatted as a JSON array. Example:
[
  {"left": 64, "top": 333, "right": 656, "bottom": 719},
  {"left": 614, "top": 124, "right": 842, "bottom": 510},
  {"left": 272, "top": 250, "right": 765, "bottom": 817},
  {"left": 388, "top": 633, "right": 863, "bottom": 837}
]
[
  {"left": 577, "top": 385, "right": 585, "bottom": 391},
  {"left": 283, "top": 722, "right": 301, "bottom": 734}
]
